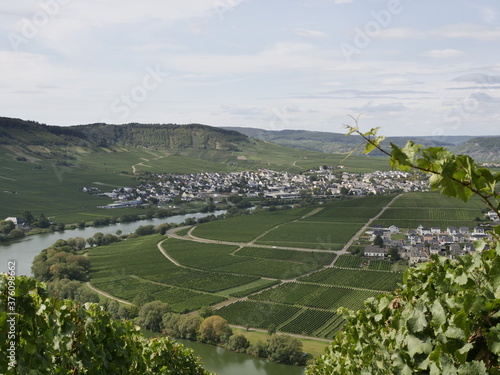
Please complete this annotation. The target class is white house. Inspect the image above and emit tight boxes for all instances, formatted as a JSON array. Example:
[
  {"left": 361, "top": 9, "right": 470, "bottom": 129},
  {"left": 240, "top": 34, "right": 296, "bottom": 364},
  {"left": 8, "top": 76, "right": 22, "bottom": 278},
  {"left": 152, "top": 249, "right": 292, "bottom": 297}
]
[
  {"left": 364, "top": 246, "right": 386, "bottom": 258},
  {"left": 4, "top": 217, "right": 26, "bottom": 230}
]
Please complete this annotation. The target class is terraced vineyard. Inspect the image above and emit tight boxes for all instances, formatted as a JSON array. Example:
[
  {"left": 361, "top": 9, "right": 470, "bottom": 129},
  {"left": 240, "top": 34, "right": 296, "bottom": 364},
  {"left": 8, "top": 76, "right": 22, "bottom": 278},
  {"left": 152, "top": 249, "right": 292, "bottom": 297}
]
[
  {"left": 214, "top": 301, "right": 302, "bottom": 329},
  {"left": 299, "top": 267, "right": 402, "bottom": 291},
  {"left": 334, "top": 254, "right": 362, "bottom": 268},
  {"left": 372, "top": 192, "right": 485, "bottom": 229},
  {"left": 88, "top": 194, "right": 407, "bottom": 340},
  {"left": 91, "top": 277, "right": 224, "bottom": 313},
  {"left": 250, "top": 282, "right": 378, "bottom": 311}
]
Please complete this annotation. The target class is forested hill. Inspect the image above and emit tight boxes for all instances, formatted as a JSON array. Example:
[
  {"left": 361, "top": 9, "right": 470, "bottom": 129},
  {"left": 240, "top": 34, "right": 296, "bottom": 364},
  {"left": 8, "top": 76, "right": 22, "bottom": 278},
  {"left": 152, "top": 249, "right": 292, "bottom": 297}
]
[
  {"left": 223, "top": 127, "right": 500, "bottom": 162},
  {"left": 0, "top": 117, "right": 248, "bottom": 151}
]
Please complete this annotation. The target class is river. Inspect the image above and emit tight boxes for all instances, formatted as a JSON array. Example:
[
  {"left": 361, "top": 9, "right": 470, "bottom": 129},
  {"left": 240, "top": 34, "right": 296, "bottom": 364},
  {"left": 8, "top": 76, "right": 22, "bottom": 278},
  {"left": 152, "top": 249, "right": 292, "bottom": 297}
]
[
  {"left": 177, "top": 339, "right": 306, "bottom": 375},
  {"left": 0, "top": 209, "right": 307, "bottom": 375},
  {"left": 0, "top": 210, "right": 226, "bottom": 276}
]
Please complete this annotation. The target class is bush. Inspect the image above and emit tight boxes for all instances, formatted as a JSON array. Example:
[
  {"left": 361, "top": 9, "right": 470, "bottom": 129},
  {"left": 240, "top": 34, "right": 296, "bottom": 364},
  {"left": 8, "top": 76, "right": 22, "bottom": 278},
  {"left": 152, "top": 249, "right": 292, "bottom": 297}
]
[
  {"left": 138, "top": 301, "right": 170, "bottom": 332},
  {"left": 226, "top": 334, "right": 250, "bottom": 353}
]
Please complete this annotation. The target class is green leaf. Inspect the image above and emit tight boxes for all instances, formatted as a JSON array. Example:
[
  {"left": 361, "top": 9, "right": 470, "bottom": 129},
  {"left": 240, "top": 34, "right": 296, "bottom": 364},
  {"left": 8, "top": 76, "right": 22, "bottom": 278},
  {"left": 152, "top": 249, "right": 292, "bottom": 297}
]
[
  {"left": 430, "top": 299, "right": 446, "bottom": 327},
  {"left": 407, "top": 308, "right": 428, "bottom": 333},
  {"left": 487, "top": 324, "right": 500, "bottom": 355},
  {"left": 407, "top": 335, "right": 433, "bottom": 357},
  {"left": 457, "top": 361, "right": 487, "bottom": 375}
]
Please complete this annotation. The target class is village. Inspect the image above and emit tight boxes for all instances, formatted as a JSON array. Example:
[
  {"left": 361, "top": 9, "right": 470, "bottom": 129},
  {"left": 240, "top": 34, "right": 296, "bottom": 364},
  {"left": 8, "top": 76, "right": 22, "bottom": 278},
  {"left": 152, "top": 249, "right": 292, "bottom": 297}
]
[
  {"left": 83, "top": 168, "right": 430, "bottom": 209},
  {"left": 364, "top": 211, "right": 500, "bottom": 266}
]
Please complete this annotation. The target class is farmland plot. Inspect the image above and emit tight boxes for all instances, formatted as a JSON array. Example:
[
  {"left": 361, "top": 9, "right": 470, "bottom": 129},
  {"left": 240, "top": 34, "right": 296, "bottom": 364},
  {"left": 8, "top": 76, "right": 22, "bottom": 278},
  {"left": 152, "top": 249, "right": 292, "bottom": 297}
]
[{"left": 299, "top": 268, "right": 402, "bottom": 292}]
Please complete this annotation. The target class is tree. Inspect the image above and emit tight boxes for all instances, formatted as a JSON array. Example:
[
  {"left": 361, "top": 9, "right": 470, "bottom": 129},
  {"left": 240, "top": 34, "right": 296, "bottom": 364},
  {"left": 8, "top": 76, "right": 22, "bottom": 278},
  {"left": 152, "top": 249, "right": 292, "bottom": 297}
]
[
  {"left": 307, "top": 123, "right": 500, "bottom": 374},
  {"left": 138, "top": 301, "right": 170, "bottom": 332},
  {"left": 6, "top": 228, "right": 24, "bottom": 239},
  {"left": 135, "top": 225, "right": 156, "bottom": 236},
  {"left": 226, "top": 334, "right": 250, "bottom": 353},
  {"left": 38, "top": 213, "right": 51, "bottom": 228},
  {"left": 373, "top": 234, "right": 384, "bottom": 247},
  {"left": 266, "top": 334, "right": 306, "bottom": 366},
  {"left": 199, "top": 315, "right": 230, "bottom": 344},
  {"left": 22, "top": 210, "right": 34, "bottom": 224},
  {"left": 267, "top": 324, "right": 277, "bottom": 335},
  {"left": 0, "top": 220, "right": 15, "bottom": 235},
  {"left": 387, "top": 247, "right": 400, "bottom": 261},
  {"left": 198, "top": 305, "right": 215, "bottom": 319}
]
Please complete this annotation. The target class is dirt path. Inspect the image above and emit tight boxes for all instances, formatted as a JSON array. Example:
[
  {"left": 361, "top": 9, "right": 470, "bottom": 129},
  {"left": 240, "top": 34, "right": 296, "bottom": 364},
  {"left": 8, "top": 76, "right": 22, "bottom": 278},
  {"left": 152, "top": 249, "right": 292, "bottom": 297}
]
[
  {"left": 329, "top": 193, "right": 403, "bottom": 266},
  {"left": 157, "top": 238, "right": 183, "bottom": 267},
  {"left": 86, "top": 282, "right": 133, "bottom": 305},
  {"left": 132, "top": 158, "right": 150, "bottom": 174}
]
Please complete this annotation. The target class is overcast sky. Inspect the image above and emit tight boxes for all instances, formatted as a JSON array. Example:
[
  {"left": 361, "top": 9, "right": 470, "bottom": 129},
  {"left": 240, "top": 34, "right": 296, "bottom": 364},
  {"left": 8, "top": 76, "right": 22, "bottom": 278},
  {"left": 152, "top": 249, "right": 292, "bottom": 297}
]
[{"left": 1, "top": 0, "right": 499, "bottom": 136}]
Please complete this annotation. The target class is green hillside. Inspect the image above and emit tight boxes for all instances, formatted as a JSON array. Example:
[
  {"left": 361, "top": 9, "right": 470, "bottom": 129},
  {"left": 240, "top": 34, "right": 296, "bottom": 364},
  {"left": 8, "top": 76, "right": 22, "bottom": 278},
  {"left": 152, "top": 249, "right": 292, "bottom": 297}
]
[{"left": 0, "top": 117, "right": 389, "bottom": 221}]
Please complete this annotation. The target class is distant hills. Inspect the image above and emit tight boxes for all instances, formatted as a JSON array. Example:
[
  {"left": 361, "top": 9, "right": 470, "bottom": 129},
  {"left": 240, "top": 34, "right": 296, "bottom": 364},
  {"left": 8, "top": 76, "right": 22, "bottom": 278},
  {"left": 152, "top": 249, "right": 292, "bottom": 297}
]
[
  {"left": 0, "top": 117, "right": 248, "bottom": 151},
  {"left": 0, "top": 117, "right": 498, "bottom": 162},
  {"left": 222, "top": 127, "right": 500, "bottom": 162}
]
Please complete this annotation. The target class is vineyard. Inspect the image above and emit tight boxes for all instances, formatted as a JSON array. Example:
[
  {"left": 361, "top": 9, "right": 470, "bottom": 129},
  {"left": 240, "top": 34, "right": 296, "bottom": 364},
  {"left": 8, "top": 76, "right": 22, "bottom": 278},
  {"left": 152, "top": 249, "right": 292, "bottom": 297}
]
[
  {"left": 390, "top": 192, "right": 485, "bottom": 209},
  {"left": 279, "top": 309, "right": 341, "bottom": 337},
  {"left": 235, "top": 247, "right": 336, "bottom": 265},
  {"left": 215, "top": 301, "right": 302, "bottom": 329},
  {"left": 368, "top": 260, "right": 393, "bottom": 271},
  {"left": 91, "top": 277, "right": 224, "bottom": 313},
  {"left": 255, "top": 221, "right": 364, "bottom": 249},
  {"left": 250, "top": 282, "right": 378, "bottom": 311},
  {"left": 87, "top": 193, "right": 416, "bottom": 340},
  {"left": 299, "top": 268, "right": 403, "bottom": 291},
  {"left": 191, "top": 207, "right": 311, "bottom": 242},
  {"left": 217, "top": 294, "right": 367, "bottom": 339},
  {"left": 333, "top": 254, "right": 362, "bottom": 268}
]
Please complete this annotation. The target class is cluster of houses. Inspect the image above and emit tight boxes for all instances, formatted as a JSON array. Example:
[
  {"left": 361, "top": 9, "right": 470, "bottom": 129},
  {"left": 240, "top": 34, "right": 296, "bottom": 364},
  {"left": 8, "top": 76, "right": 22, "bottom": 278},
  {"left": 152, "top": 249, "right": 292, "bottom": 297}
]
[
  {"left": 84, "top": 168, "right": 429, "bottom": 209},
  {"left": 365, "top": 220, "right": 499, "bottom": 265}
]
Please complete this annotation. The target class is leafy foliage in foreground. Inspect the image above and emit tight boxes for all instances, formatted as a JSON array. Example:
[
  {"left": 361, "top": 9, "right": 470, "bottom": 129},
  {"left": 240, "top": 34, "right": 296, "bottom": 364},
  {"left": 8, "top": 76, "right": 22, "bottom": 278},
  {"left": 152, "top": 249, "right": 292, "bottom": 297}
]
[
  {"left": 0, "top": 275, "right": 210, "bottom": 375},
  {"left": 308, "top": 250, "right": 500, "bottom": 374},
  {"left": 308, "top": 124, "right": 500, "bottom": 374}
]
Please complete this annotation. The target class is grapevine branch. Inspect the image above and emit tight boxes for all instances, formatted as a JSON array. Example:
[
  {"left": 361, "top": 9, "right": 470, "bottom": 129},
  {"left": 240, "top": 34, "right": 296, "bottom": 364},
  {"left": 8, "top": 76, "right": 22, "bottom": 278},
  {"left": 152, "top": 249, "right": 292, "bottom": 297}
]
[{"left": 344, "top": 121, "right": 499, "bottom": 216}]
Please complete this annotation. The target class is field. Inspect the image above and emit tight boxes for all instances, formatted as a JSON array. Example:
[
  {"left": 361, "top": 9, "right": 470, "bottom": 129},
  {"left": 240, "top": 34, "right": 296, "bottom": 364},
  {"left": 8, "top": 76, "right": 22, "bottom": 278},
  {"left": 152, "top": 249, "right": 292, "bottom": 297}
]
[
  {"left": 299, "top": 268, "right": 402, "bottom": 292},
  {"left": 87, "top": 193, "right": 407, "bottom": 340},
  {"left": 89, "top": 235, "right": 259, "bottom": 311},
  {"left": 190, "top": 207, "right": 312, "bottom": 242},
  {"left": 192, "top": 195, "right": 393, "bottom": 250},
  {"left": 250, "top": 282, "right": 378, "bottom": 311},
  {"left": 235, "top": 247, "right": 335, "bottom": 265},
  {"left": 255, "top": 221, "right": 363, "bottom": 250},
  {"left": 372, "top": 192, "right": 485, "bottom": 229}
]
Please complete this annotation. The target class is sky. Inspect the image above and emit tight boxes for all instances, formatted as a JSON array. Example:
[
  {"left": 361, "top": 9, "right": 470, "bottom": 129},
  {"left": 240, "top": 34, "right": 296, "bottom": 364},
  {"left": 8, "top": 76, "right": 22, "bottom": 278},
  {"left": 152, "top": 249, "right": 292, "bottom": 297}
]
[{"left": 1, "top": 0, "right": 500, "bottom": 137}]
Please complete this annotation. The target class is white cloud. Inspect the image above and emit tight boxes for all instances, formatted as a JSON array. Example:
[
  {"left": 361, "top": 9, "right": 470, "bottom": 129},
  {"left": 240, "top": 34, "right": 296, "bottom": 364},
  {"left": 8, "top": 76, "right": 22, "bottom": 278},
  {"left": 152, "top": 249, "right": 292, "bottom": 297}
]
[
  {"left": 470, "top": 4, "right": 498, "bottom": 23},
  {"left": 422, "top": 49, "right": 465, "bottom": 59},
  {"left": 380, "top": 23, "right": 500, "bottom": 41},
  {"left": 453, "top": 73, "right": 500, "bottom": 84},
  {"left": 350, "top": 102, "right": 407, "bottom": 112},
  {"left": 380, "top": 78, "right": 423, "bottom": 86},
  {"left": 294, "top": 28, "right": 328, "bottom": 38}
]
